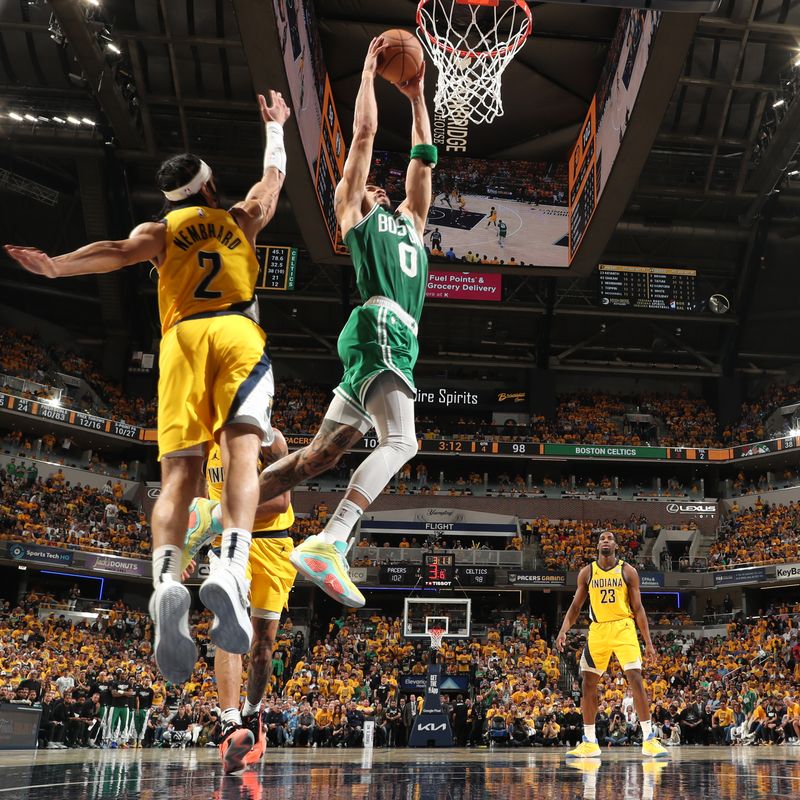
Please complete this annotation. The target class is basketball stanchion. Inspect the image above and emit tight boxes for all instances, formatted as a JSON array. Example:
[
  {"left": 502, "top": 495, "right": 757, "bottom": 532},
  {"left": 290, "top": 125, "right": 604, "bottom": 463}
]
[
  {"left": 416, "top": 0, "right": 533, "bottom": 124},
  {"left": 407, "top": 625, "right": 454, "bottom": 747}
]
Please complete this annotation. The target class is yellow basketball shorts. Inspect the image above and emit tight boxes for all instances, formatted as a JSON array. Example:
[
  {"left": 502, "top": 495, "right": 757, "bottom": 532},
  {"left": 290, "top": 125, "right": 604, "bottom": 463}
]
[
  {"left": 580, "top": 618, "right": 642, "bottom": 675},
  {"left": 157, "top": 314, "right": 274, "bottom": 459},
  {"left": 247, "top": 537, "right": 296, "bottom": 618}
]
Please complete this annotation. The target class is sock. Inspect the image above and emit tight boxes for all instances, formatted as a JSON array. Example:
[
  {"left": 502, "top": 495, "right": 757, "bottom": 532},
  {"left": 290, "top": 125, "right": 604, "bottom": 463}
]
[
  {"left": 221, "top": 707, "right": 242, "bottom": 727},
  {"left": 583, "top": 723, "right": 596, "bottom": 742},
  {"left": 220, "top": 528, "right": 251, "bottom": 575},
  {"left": 640, "top": 719, "right": 653, "bottom": 739},
  {"left": 320, "top": 499, "right": 363, "bottom": 545},
  {"left": 152, "top": 545, "right": 181, "bottom": 588},
  {"left": 242, "top": 699, "right": 262, "bottom": 717}
]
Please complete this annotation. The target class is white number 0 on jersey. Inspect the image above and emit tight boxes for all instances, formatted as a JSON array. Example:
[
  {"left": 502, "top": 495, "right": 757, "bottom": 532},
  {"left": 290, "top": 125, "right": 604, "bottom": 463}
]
[{"left": 398, "top": 242, "right": 417, "bottom": 278}]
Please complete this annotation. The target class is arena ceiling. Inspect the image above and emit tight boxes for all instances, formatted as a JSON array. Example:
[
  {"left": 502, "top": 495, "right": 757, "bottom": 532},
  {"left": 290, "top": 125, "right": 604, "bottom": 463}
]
[{"left": 1, "top": 0, "right": 800, "bottom": 385}]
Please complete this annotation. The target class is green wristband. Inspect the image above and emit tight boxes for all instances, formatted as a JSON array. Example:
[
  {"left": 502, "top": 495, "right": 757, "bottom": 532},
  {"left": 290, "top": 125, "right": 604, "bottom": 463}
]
[{"left": 410, "top": 144, "right": 438, "bottom": 168}]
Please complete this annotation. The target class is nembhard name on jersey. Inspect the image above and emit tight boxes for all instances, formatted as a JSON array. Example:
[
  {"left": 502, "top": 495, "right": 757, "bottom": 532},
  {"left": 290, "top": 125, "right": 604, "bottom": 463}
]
[
  {"left": 172, "top": 222, "right": 242, "bottom": 251},
  {"left": 591, "top": 576, "right": 624, "bottom": 589}
]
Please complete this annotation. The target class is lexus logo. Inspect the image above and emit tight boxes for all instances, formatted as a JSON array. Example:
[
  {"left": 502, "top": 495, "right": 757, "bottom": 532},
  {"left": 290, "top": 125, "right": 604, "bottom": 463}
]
[
  {"left": 146, "top": 488, "right": 161, "bottom": 499},
  {"left": 666, "top": 503, "right": 716, "bottom": 514}
]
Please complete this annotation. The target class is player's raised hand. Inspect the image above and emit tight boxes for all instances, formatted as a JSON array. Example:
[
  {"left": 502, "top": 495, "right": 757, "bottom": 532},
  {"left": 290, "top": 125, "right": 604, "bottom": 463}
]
[
  {"left": 259, "top": 90, "right": 291, "bottom": 126},
  {"left": 180, "top": 559, "right": 197, "bottom": 583},
  {"left": 396, "top": 60, "right": 426, "bottom": 99},
  {"left": 363, "top": 36, "right": 387, "bottom": 77},
  {"left": 4, "top": 245, "right": 58, "bottom": 278},
  {"left": 555, "top": 631, "right": 567, "bottom": 652}
]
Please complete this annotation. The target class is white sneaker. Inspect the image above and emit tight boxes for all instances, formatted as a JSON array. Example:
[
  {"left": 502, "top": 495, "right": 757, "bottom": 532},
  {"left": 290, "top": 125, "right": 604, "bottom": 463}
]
[
  {"left": 198, "top": 566, "right": 252, "bottom": 654},
  {"left": 149, "top": 579, "right": 197, "bottom": 684}
]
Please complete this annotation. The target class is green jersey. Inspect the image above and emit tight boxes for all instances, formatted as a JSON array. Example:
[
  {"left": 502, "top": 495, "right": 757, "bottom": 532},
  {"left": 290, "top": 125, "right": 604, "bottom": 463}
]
[
  {"left": 498, "top": 221, "right": 507, "bottom": 237},
  {"left": 344, "top": 204, "right": 428, "bottom": 323}
]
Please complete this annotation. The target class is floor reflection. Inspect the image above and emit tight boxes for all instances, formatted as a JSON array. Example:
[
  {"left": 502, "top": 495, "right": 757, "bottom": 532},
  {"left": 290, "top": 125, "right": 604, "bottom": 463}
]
[{"left": 1, "top": 748, "right": 798, "bottom": 800}]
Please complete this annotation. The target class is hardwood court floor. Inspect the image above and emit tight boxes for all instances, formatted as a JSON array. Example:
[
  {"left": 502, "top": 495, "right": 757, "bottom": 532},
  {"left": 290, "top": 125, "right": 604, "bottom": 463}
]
[{"left": 0, "top": 745, "right": 798, "bottom": 799}]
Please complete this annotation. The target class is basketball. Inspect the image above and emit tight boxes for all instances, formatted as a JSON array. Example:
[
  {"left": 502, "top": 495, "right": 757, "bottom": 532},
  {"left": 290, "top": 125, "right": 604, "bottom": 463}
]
[{"left": 377, "top": 29, "right": 424, "bottom": 84}]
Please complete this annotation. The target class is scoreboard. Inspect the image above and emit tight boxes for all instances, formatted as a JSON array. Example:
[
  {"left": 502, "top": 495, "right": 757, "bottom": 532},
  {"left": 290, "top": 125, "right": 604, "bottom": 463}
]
[
  {"left": 424, "top": 553, "right": 455, "bottom": 588},
  {"left": 255, "top": 245, "right": 297, "bottom": 291},
  {"left": 568, "top": 98, "right": 597, "bottom": 259},
  {"left": 314, "top": 77, "right": 348, "bottom": 255},
  {"left": 599, "top": 264, "right": 697, "bottom": 311}
]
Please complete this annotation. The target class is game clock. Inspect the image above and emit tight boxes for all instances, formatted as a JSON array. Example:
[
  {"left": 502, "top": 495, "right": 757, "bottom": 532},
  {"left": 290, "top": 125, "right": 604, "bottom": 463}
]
[{"left": 424, "top": 553, "right": 455, "bottom": 588}]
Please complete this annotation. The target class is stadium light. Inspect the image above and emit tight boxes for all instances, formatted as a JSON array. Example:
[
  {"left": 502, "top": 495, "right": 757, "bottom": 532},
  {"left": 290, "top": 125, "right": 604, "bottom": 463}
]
[
  {"left": 107, "top": 42, "right": 121, "bottom": 54},
  {"left": 23, "top": 114, "right": 37, "bottom": 122},
  {"left": 52, "top": 116, "right": 66, "bottom": 124},
  {"left": 81, "top": 117, "right": 95, "bottom": 126},
  {"left": 67, "top": 115, "right": 81, "bottom": 125},
  {"left": 773, "top": 98, "right": 786, "bottom": 108},
  {"left": 788, "top": 170, "right": 800, "bottom": 178},
  {"left": 795, "top": 55, "right": 800, "bottom": 67},
  {"left": 789, "top": 428, "right": 800, "bottom": 437},
  {"left": 8, "top": 112, "right": 23, "bottom": 121},
  {"left": 86, "top": 0, "right": 101, "bottom": 6}
]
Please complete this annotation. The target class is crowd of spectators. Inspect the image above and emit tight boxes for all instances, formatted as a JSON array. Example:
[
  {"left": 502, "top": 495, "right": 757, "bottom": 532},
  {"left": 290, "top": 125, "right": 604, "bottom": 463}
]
[
  {"left": 535, "top": 519, "right": 644, "bottom": 572},
  {"left": 0, "top": 463, "right": 148, "bottom": 558},
  {"left": 709, "top": 499, "right": 800, "bottom": 569},
  {"left": 0, "top": 328, "right": 156, "bottom": 427},
  {"left": 4, "top": 591, "right": 798, "bottom": 752}
]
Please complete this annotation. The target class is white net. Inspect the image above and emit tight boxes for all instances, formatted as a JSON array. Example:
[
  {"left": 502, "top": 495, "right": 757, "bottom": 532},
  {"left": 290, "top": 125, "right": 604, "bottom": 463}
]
[
  {"left": 416, "top": 0, "right": 532, "bottom": 125},
  {"left": 428, "top": 628, "right": 446, "bottom": 650}
]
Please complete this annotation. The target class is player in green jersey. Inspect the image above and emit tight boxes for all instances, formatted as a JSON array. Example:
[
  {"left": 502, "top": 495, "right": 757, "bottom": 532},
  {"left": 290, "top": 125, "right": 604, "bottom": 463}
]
[{"left": 190, "top": 37, "right": 435, "bottom": 608}]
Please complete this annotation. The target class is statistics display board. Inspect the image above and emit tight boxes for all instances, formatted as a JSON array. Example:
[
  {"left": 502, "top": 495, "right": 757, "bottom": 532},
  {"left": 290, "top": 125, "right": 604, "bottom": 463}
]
[
  {"left": 599, "top": 264, "right": 697, "bottom": 311},
  {"left": 255, "top": 246, "right": 297, "bottom": 291}
]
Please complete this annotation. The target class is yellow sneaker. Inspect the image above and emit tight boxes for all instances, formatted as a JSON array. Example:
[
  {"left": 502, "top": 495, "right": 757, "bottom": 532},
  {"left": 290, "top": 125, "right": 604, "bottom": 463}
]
[
  {"left": 289, "top": 535, "right": 365, "bottom": 607},
  {"left": 182, "top": 497, "right": 222, "bottom": 573},
  {"left": 642, "top": 733, "right": 669, "bottom": 759},
  {"left": 566, "top": 737, "right": 602, "bottom": 759}
]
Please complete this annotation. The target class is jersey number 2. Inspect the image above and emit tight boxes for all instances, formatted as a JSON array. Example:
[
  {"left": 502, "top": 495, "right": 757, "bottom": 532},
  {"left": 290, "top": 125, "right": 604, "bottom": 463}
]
[
  {"left": 398, "top": 242, "right": 417, "bottom": 278},
  {"left": 194, "top": 251, "right": 223, "bottom": 299}
]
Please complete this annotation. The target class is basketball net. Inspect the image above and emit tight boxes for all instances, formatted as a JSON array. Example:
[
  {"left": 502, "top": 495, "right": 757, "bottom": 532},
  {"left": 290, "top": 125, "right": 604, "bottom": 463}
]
[
  {"left": 416, "top": 0, "right": 532, "bottom": 125},
  {"left": 428, "top": 627, "right": 445, "bottom": 651}
]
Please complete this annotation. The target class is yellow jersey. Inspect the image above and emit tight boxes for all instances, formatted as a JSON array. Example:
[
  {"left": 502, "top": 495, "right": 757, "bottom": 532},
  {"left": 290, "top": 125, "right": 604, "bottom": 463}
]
[
  {"left": 158, "top": 205, "right": 259, "bottom": 333},
  {"left": 587, "top": 560, "right": 633, "bottom": 624},
  {"left": 206, "top": 444, "right": 294, "bottom": 534}
]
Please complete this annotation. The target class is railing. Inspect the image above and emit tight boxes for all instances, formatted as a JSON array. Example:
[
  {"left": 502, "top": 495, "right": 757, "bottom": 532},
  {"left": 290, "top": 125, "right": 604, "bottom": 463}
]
[
  {"left": 352, "top": 546, "right": 523, "bottom": 567},
  {"left": 0, "top": 372, "right": 62, "bottom": 403}
]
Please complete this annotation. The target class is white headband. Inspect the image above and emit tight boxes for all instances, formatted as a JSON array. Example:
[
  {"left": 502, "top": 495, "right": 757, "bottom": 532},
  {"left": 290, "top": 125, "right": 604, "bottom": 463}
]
[{"left": 162, "top": 160, "right": 212, "bottom": 201}]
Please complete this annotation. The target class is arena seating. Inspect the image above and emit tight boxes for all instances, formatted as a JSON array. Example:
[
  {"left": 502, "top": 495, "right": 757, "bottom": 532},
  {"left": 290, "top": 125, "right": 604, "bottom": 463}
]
[
  {"left": 2, "top": 592, "right": 797, "bottom": 750},
  {"left": 537, "top": 519, "right": 644, "bottom": 572},
  {"left": 709, "top": 499, "right": 800, "bottom": 569}
]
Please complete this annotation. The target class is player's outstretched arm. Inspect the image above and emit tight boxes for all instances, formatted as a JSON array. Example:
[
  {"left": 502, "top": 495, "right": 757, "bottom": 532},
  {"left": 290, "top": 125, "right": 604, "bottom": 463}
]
[
  {"left": 624, "top": 563, "right": 656, "bottom": 661},
  {"left": 555, "top": 565, "right": 590, "bottom": 652},
  {"left": 4, "top": 222, "right": 165, "bottom": 278},
  {"left": 335, "top": 36, "right": 386, "bottom": 237},
  {"left": 396, "top": 62, "right": 434, "bottom": 237},
  {"left": 231, "top": 90, "right": 290, "bottom": 243}
]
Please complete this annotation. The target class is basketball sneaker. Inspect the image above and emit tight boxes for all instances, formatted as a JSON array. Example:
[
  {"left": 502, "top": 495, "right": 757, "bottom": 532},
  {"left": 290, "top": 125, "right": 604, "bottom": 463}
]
[
  {"left": 199, "top": 567, "right": 253, "bottom": 654},
  {"left": 289, "top": 535, "right": 365, "bottom": 607},
  {"left": 182, "top": 497, "right": 223, "bottom": 573},
  {"left": 641, "top": 732, "right": 670, "bottom": 759},
  {"left": 565, "top": 737, "right": 602, "bottom": 759},
  {"left": 148, "top": 579, "right": 197, "bottom": 684},
  {"left": 242, "top": 710, "right": 265, "bottom": 765},
  {"left": 219, "top": 722, "right": 254, "bottom": 776}
]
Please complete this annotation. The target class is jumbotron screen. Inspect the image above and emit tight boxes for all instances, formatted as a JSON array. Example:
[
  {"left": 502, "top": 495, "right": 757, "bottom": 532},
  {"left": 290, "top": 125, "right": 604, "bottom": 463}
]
[{"left": 370, "top": 151, "right": 569, "bottom": 268}]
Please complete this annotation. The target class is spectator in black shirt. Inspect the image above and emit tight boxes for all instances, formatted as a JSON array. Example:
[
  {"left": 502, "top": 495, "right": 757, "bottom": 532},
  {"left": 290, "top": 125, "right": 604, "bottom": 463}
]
[
  {"left": 265, "top": 703, "right": 287, "bottom": 746},
  {"left": 679, "top": 693, "right": 705, "bottom": 745},
  {"left": 18, "top": 669, "right": 42, "bottom": 702},
  {"left": 559, "top": 699, "right": 583, "bottom": 747},
  {"left": 452, "top": 695, "right": 468, "bottom": 747}
]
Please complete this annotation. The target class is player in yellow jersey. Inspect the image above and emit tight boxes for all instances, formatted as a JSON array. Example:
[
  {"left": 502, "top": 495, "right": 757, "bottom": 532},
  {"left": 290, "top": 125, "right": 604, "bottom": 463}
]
[
  {"left": 183, "top": 428, "right": 295, "bottom": 775},
  {"left": 556, "top": 530, "right": 668, "bottom": 759},
  {"left": 5, "top": 92, "right": 291, "bottom": 685}
]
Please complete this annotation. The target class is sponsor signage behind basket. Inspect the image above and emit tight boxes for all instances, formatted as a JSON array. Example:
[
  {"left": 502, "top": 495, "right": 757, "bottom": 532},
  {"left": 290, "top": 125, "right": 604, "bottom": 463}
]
[
  {"left": 713, "top": 567, "right": 766, "bottom": 587},
  {"left": 775, "top": 563, "right": 800, "bottom": 582},
  {"left": 426, "top": 271, "right": 502, "bottom": 302}
]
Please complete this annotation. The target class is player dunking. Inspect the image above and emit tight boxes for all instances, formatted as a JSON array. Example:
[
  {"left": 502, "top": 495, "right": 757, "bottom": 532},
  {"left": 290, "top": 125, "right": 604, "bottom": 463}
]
[
  {"left": 183, "top": 430, "right": 296, "bottom": 774},
  {"left": 189, "top": 37, "right": 435, "bottom": 608},
  {"left": 556, "top": 530, "right": 669, "bottom": 759},
  {"left": 5, "top": 92, "right": 291, "bottom": 684}
]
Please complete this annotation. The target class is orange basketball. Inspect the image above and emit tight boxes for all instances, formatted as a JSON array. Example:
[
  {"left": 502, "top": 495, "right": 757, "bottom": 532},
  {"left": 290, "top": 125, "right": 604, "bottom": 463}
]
[{"left": 377, "top": 29, "right": 424, "bottom": 85}]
